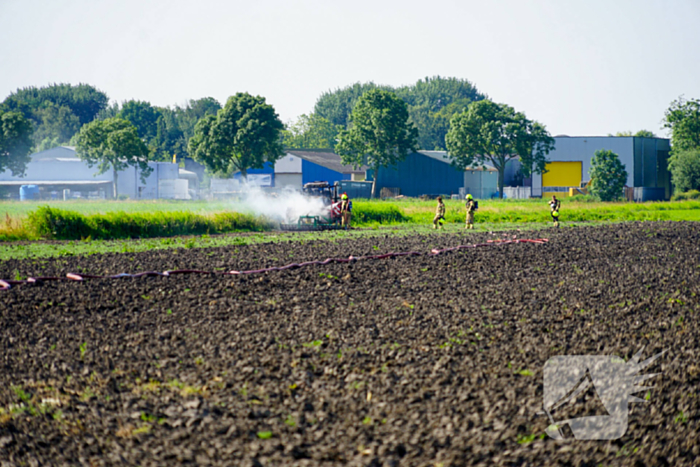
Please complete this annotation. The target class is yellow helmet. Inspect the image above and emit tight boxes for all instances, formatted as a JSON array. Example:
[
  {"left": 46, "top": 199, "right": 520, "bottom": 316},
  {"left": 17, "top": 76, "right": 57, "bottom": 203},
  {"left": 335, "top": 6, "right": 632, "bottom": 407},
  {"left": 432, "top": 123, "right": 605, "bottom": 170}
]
[
  {"left": 341, "top": 194, "right": 348, "bottom": 200},
  {"left": 466, "top": 194, "right": 473, "bottom": 200}
]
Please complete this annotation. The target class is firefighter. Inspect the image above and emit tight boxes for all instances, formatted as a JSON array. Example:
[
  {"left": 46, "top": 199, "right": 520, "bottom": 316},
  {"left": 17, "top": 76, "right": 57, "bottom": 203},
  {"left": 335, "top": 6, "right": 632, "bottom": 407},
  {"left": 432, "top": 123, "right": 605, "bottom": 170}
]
[
  {"left": 465, "top": 194, "right": 477, "bottom": 229},
  {"left": 340, "top": 193, "right": 352, "bottom": 229},
  {"left": 549, "top": 195, "right": 561, "bottom": 227},
  {"left": 433, "top": 196, "right": 446, "bottom": 229}
]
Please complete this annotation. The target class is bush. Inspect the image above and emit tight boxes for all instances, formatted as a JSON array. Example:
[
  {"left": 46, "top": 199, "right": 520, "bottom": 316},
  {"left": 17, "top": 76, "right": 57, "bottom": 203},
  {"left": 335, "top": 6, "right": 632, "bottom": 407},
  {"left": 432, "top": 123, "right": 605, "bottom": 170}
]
[
  {"left": 669, "top": 149, "right": 700, "bottom": 194},
  {"left": 671, "top": 189, "right": 700, "bottom": 201},
  {"left": 26, "top": 206, "right": 273, "bottom": 240},
  {"left": 589, "top": 149, "right": 628, "bottom": 201}
]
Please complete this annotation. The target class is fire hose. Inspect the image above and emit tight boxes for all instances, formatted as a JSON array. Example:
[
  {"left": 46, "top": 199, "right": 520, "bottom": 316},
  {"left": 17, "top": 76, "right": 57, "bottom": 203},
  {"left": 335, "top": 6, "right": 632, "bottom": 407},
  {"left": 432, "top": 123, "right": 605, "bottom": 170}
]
[{"left": 0, "top": 237, "right": 547, "bottom": 291}]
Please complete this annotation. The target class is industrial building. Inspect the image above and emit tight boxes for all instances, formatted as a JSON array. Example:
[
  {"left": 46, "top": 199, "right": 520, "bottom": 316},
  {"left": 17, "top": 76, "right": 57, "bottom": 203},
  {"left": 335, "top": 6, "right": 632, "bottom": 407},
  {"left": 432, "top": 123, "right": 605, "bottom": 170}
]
[
  {"left": 526, "top": 136, "right": 672, "bottom": 201},
  {"left": 0, "top": 146, "right": 197, "bottom": 200},
  {"left": 371, "top": 150, "right": 499, "bottom": 198}
]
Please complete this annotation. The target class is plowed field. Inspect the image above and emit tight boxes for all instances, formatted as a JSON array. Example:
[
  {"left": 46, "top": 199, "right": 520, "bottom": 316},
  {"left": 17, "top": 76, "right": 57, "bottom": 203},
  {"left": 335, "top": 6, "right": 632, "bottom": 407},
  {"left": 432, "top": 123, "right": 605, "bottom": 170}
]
[{"left": 1, "top": 222, "right": 699, "bottom": 466}]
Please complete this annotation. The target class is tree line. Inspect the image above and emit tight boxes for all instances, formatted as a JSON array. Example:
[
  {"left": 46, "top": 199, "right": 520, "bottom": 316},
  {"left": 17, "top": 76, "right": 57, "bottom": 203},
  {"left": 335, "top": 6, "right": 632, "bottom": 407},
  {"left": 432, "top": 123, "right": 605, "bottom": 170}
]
[{"left": 2, "top": 80, "right": 700, "bottom": 199}]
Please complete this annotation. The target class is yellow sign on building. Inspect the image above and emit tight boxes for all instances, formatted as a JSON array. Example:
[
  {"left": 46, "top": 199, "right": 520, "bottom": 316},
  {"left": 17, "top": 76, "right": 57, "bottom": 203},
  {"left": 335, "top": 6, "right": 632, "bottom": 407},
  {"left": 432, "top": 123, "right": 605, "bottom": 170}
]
[{"left": 543, "top": 161, "right": 582, "bottom": 198}]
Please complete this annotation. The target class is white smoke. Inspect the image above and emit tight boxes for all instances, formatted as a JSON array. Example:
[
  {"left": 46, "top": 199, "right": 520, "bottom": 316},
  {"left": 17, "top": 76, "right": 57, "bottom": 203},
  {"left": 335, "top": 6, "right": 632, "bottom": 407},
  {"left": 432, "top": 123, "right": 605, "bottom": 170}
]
[{"left": 231, "top": 183, "right": 332, "bottom": 224}]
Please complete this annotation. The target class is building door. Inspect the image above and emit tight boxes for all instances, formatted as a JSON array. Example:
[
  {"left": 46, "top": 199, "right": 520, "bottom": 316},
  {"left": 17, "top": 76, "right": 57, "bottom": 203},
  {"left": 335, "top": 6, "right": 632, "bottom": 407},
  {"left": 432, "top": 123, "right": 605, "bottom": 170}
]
[{"left": 542, "top": 161, "right": 582, "bottom": 198}]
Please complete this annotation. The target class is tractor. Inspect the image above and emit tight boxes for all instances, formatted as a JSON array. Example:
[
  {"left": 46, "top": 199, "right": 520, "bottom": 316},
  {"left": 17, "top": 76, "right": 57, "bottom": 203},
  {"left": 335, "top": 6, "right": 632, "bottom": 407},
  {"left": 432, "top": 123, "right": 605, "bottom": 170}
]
[{"left": 280, "top": 181, "right": 344, "bottom": 231}]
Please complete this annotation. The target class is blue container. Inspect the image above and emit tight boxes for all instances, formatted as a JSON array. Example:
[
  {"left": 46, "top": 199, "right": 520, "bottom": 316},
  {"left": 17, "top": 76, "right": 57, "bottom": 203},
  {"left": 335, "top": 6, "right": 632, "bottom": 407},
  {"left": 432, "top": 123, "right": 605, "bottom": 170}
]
[{"left": 19, "top": 185, "right": 40, "bottom": 201}]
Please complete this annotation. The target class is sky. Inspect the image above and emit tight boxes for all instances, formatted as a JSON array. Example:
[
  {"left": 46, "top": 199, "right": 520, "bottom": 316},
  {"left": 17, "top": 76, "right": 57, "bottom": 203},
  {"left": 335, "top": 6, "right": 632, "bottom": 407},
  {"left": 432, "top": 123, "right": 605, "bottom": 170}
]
[{"left": 1, "top": 0, "right": 699, "bottom": 139}]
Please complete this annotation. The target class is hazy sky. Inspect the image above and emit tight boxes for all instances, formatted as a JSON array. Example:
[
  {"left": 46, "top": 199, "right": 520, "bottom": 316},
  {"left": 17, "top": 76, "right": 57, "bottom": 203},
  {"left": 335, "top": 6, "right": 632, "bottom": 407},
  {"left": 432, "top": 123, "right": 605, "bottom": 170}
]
[{"left": 1, "top": 0, "right": 698, "bottom": 138}]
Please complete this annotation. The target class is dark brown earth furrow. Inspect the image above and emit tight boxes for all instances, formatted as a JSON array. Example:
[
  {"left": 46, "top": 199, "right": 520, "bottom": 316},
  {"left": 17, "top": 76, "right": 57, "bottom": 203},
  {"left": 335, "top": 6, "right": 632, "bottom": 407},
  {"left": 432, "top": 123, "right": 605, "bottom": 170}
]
[{"left": 0, "top": 222, "right": 699, "bottom": 466}]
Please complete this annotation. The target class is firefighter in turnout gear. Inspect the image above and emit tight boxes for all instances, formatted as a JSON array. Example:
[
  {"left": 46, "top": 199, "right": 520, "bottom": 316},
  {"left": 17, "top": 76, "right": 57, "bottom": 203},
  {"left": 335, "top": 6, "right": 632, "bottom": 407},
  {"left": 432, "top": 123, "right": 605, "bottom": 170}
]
[
  {"left": 465, "top": 194, "right": 477, "bottom": 229},
  {"left": 433, "top": 196, "right": 446, "bottom": 229},
  {"left": 340, "top": 193, "right": 352, "bottom": 229},
  {"left": 549, "top": 195, "right": 561, "bottom": 227}
]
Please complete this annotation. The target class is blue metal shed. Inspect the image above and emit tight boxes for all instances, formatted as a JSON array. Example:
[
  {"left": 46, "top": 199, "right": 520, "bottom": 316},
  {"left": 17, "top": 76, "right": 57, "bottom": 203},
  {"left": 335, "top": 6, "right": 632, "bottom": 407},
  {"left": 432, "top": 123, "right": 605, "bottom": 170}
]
[{"left": 372, "top": 151, "right": 464, "bottom": 197}]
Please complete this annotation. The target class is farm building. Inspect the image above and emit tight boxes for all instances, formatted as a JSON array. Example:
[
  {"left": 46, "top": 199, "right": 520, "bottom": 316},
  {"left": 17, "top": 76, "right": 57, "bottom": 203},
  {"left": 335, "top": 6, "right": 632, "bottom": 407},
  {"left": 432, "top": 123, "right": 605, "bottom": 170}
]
[
  {"left": 214, "top": 150, "right": 366, "bottom": 195},
  {"left": 371, "top": 150, "right": 499, "bottom": 199},
  {"left": 274, "top": 150, "right": 366, "bottom": 189},
  {"left": 524, "top": 136, "right": 672, "bottom": 201},
  {"left": 0, "top": 146, "right": 194, "bottom": 200}
]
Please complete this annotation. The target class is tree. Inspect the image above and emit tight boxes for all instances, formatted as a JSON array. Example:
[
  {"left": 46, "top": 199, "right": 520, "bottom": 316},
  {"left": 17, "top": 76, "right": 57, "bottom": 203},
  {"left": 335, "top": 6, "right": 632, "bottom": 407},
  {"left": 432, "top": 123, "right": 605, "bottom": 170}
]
[
  {"left": 335, "top": 89, "right": 419, "bottom": 198},
  {"left": 668, "top": 149, "right": 700, "bottom": 194},
  {"left": 314, "top": 82, "right": 385, "bottom": 129},
  {"left": 119, "top": 100, "right": 162, "bottom": 144},
  {"left": 1, "top": 83, "right": 109, "bottom": 150},
  {"left": 445, "top": 100, "right": 554, "bottom": 198},
  {"left": 589, "top": 149, "right": 628, "bottom": 201},
  {"left": 663, "top": 96, "right": 700, "bottom": 152},
  {"left": 188, "top": 93, "right": 284, "bottom": 179},
  {"left": 33, "top": 102, "right": 81, "bottom": 148},
  {"left": 395, "top": 76, "right": 485, "bottom": 150},
  {"left": 314, "top": 77, "right": 486, "bottom": 150},
  {"left": 75, "top": 118, "right": 152, "bottom": 197},
  {"left": 0, "top": 110, "right": 33, "bottom": 176},
  {"left": 282, "top": 114, "right": 342, "bottom": 149},
  {"left": 609, "top": 130, "right": 657, "bottom": 137}
]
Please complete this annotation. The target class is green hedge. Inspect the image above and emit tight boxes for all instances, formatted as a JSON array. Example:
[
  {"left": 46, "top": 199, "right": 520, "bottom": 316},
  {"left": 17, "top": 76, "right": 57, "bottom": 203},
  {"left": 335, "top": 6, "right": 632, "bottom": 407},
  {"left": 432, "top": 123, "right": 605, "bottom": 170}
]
[
  {"left": 26, "top": 206, "right": 273, "bottom": 240},
  {"left": 671, "top": 190, "right": 700, "bottom": 201}
]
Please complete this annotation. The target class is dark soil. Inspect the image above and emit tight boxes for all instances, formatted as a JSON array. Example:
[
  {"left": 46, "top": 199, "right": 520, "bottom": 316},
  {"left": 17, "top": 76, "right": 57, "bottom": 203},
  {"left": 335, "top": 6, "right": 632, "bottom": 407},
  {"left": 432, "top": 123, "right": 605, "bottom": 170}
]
[{"left": 1, "top": 222, "right": 699, "bottom": 466}]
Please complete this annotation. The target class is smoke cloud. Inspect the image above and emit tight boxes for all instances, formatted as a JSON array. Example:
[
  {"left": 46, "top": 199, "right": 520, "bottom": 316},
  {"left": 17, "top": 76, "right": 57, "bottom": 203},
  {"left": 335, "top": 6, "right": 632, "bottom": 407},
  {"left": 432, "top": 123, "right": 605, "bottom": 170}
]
[{"left": 232, "top": 184, "right": 331, "bottom": 224}]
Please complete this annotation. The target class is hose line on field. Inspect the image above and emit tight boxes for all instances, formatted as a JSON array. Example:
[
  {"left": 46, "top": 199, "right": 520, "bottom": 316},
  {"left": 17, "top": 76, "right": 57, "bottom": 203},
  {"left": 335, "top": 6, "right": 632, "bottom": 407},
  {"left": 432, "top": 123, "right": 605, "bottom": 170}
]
[{"left": 0, "top": 238, "right": 548, "bottom": 291}]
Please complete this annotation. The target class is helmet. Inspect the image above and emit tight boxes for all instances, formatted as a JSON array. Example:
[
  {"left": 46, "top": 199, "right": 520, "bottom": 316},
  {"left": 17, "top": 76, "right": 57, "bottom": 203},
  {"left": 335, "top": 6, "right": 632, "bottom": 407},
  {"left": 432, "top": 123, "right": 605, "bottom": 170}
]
[
  {"left": 466, "top": 194, "right": 473, "bottom": 200},
  {"left": 341, "top": 194, "right": 348, "bottom": 200}
]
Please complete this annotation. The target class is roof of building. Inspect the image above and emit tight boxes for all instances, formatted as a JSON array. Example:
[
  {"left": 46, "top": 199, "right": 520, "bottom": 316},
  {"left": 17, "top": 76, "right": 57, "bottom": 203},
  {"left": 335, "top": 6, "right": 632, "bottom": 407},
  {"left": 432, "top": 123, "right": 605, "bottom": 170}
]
[
  {"left": 287, "top": 149, "right": 367, "bottom": 174},
  {"left": 416, "top": 150, "right": 498, "bottom": 172},
  {"left": 30, "top": 146, "right": 79, "bottom": 161}
]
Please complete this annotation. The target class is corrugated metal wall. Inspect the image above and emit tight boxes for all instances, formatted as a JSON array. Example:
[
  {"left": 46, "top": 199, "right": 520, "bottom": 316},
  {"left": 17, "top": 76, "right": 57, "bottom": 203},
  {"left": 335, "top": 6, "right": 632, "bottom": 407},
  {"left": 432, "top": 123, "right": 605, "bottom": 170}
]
[
  {"left": 375, "top": 152, "right": 464, "bottom": 197},
  {"left": 301, "top": 160, "right": 350, "bottom": 185},
  {"left": 633, "top": 137, "right": 672, "bottom": 199},
  {"left": 463, "top": 170, "right": 499, "bottom": 199}
]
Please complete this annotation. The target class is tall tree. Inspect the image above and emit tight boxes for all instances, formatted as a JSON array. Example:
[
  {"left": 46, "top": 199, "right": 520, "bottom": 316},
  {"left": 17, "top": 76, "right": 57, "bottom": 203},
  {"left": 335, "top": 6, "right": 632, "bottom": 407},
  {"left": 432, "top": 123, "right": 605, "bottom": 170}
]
[
  {"left": 396, "top": 76, "right": 485, "bottom": 150},
  {"left": 75, "top": 118, "right": 152, "bottom": 197},
  {"left": 668, "top": 149, "right": 700, "bottom": 194},
  {"left": 314, "top": 77, "right": 485, "bottom": 150},
  {"left": 663, "top": 96, "right": 700, "bottom": 152},
  {"left": 589, "top": 149, "right": 628, "bottom": 201},
  {"left": 446, "top": 100, "right": 554, "bottom": 198},
  {"left": 188, "top": 93, "right": 284, "bottom": 179},
  {"left": 119, "top": 100, "right": 162, "bottom": 144},
  {"left": 314, "top": 82, "right": 385, "bottom": 129},
  {"left": 335, "top": 89, "right": 419, "bottom": 198},
  {"left": 282, "top": 114, "right": 342, "bottom": 149},
  {"left": 1, "top": 83, "right": 109, "bottom": 150},
  {"left": 33, "top": 102, "right": 81, "bottom": 148},
  {"left": 0, "top": 110, "right": 33, "bottom": 176}
]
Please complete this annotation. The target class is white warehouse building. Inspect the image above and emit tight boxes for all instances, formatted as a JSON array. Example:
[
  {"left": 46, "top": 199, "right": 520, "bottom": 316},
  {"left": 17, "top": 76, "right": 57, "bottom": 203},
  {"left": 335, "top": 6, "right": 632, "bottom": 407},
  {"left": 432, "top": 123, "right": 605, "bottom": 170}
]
[{"left": 0, "top": 146, "right": 197, "bottom": 200}]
